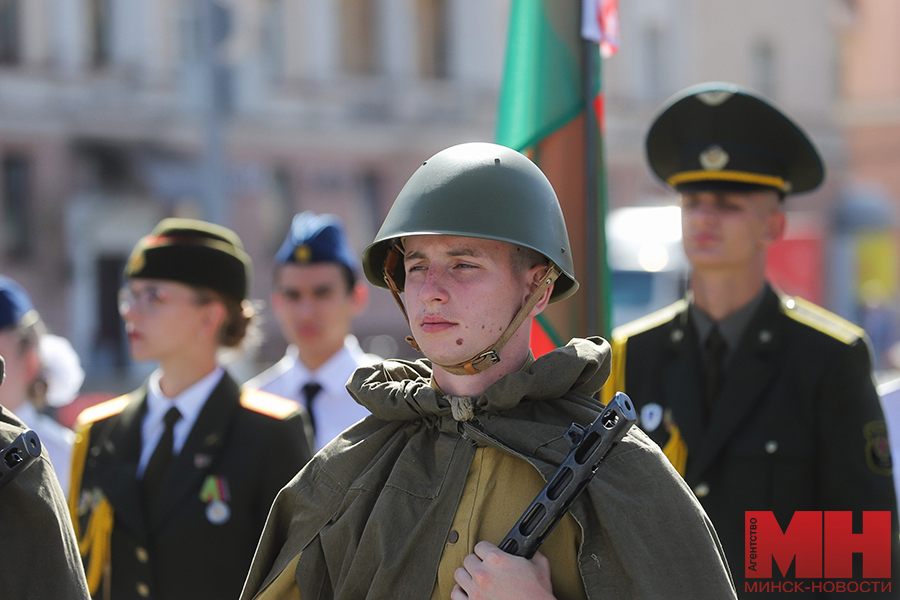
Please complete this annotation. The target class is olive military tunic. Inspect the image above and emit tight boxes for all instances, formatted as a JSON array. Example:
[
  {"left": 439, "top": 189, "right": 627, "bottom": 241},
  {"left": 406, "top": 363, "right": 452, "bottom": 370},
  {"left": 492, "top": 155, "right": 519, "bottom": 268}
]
[
  {"left": 69, "top": 372, "right": 312, "bottom": 600},
  {"left": 1, "top": 405, "right": 90, "bottom": 598},
  {"left": 604, "top": 285, "right": 899, "bottom": 597},
  {"left": 242, "top": 338, "right": 738, "bottom": 600}
]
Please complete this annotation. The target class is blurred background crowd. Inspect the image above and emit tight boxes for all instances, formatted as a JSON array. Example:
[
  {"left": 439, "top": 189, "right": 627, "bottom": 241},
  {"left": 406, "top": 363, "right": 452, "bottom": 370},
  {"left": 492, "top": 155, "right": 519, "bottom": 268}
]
[{"left": 1, "top": 0, "right": 900, "bottom": 415}]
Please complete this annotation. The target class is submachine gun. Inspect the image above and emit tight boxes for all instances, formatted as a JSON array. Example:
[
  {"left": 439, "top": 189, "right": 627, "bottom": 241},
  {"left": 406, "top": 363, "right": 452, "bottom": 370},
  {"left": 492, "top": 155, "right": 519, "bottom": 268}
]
[
  {"left": 0, "top": 429, "right": 42, "bottom": 492},
  {"left": 500, "top": 392, "right": 636, "bottom": 559}
]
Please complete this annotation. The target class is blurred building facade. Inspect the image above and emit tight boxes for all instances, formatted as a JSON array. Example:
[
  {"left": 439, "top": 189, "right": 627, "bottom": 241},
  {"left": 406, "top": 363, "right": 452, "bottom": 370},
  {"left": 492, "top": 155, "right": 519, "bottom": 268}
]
[
  {"left": 840, "top": 0, "right": 900, "bottom": 372},
  {"left": 3, "top": 0, "right": 892, "bottom": 391},
  {"left": 0, "top": 0, "right": 509, "bottom": 391}
]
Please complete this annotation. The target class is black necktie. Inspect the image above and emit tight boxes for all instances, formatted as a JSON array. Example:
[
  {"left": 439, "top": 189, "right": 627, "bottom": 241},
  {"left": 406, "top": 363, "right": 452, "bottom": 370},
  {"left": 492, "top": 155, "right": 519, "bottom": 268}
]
[
  {"left": 302, "top": 382, "right": 323, "bottom": 435},
  {"left": 142, "top": 407, "right": 182, "bottom": 502},
  {"left": 704, "top": 326, "right": 728, "bottom": 415}
]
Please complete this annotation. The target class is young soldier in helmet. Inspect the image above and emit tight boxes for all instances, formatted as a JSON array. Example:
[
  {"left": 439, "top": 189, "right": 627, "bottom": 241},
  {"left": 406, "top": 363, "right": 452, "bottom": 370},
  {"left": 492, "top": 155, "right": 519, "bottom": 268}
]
[
  {"left": 246, "top": 212, "right": 378, "bottom": 451},
  {"left": 69, "top": 219, "right": 313, "bottom": 600},
  {"left": 241, "top": 143, "right": 737, "bottom": 599},
  {"left": 603, "top": 83, "right": 899, "bottom": 596}
]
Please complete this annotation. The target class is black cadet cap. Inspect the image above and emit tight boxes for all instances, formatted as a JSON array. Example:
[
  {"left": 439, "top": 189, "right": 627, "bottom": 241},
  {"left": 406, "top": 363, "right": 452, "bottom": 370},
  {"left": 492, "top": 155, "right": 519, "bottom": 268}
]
[
  {"left": 646, "top": 82, "right": 825, "bottom": 196},
  {"left": 124, "top": 218, "right": 251, "bottom": 302}
]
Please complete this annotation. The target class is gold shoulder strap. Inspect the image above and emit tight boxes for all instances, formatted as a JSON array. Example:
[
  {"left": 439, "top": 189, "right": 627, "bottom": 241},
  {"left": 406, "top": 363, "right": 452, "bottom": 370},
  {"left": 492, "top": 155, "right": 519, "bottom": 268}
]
[{"left": 69, "top": 424, "right": 114, "bottom": 596}]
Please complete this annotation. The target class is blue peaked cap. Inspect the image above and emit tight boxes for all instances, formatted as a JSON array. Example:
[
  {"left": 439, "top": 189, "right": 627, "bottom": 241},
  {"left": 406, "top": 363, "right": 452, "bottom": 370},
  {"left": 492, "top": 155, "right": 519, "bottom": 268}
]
[
  {"left": 0, "top": 275, "right": 36, "bottom": 331},
  {"left": 275, "top": 212, "right": 360, "bottom": 273}
]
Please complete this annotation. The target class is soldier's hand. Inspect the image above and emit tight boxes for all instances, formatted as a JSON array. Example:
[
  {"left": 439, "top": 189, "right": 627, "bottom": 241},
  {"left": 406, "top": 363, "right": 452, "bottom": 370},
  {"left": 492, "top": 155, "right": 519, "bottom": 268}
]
[{"left": 450, "top": 541, "right": 556, "bottom": 600}]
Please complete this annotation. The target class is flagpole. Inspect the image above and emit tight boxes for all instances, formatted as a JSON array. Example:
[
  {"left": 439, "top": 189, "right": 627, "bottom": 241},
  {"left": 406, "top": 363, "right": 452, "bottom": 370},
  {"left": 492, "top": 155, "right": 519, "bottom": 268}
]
[{"left": 582, "top": 37, "right": 612, "bottom": 338}]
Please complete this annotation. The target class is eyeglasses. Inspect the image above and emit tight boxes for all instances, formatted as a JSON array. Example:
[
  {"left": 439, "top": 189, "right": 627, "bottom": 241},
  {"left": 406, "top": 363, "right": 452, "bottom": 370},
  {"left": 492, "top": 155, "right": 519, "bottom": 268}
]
[{"left": 118, "top": 285, "right": 203, "bottom": 316}]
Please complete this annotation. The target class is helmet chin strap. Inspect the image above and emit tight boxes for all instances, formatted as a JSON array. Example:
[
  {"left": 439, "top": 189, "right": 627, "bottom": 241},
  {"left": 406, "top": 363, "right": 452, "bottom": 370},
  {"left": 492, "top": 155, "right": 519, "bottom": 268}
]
[{"left": 382, "top": 244, "right": 561, "bottom": 376}]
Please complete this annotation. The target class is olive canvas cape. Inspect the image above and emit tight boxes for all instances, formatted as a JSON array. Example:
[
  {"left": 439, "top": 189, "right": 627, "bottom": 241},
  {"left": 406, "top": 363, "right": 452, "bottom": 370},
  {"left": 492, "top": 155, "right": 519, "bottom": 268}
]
[
  {"left": 1, "top": 406, "right": 91, "bottom": 599},
  {"left": 242, "top": 338, "right": 736, "bottom": 599}
]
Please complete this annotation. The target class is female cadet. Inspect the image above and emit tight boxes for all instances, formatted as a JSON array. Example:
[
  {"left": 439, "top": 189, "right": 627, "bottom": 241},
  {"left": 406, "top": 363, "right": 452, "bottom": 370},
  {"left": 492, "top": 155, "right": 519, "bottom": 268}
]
[{"left": 69, "top": 218, "right": 313, "bottom": 600}]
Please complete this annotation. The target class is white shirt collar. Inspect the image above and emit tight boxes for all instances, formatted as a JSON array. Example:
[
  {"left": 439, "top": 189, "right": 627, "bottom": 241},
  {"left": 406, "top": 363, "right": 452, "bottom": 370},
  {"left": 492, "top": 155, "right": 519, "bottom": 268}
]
[
  {"left": 286, "top": 335, "right": 365, "bottom": 395},
  {"left": 139, "top": 366, "right": 225, "bottom": 474}
]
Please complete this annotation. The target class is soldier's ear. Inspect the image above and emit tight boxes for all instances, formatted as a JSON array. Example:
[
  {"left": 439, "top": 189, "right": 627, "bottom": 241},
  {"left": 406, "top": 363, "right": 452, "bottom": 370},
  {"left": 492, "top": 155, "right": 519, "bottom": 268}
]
[
  {"left": 199, "top": 299, "right": 227, "bottom": 342},
  {"left": 763, "top": 208, "right": 786, "bottom": 246},
  {"left": 526, "top": 265, "right": 554, "bottom": 317},
  {"left": 351, "top": 281, "right": 369, "bottom": 317},
  {"left": 22, "top": 346, "right": 41, "bottom": 386}
]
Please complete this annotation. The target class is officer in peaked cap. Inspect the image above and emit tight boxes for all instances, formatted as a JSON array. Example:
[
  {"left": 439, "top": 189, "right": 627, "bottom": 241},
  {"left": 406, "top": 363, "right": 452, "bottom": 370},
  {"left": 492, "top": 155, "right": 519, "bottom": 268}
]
[
  {"left": 246, "top": 211, "right": 379, "bottom": 451},
  {"left": 604, "top": 82, "right": 899, "bottom": 597}
]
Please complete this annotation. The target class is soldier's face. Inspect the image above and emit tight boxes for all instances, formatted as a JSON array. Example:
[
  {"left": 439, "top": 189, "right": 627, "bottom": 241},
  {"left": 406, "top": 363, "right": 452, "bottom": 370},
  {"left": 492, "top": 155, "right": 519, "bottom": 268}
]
[
  {"left": 680, "top": 190, "right": 785, "bottom": 271},
  {"left": 271, "top": 263, "right": 366, "bottom": 367},
  {"left": 402, "top": 235, "right": 534, "bottom": 367}
]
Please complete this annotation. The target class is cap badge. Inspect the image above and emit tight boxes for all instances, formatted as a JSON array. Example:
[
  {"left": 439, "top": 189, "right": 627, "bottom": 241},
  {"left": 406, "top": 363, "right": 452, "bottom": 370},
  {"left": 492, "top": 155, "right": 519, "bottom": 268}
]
[
  {"left": 699, "top": 145, "right": 730, "bottom": 171},
  {"left": 696, "top": 90, "right": 734, "bottom": 106},
  {"left": 294, "top": 244, "right": 312, "bottom": 263}
]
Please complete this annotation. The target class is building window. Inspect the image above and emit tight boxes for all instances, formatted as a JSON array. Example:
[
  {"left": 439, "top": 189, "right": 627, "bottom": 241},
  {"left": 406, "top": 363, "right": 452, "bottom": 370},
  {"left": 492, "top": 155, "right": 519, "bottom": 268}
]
[
  {"left": 89, "top": 0, "right": 112, "bottom": 67},
  {"left": 642, "top": 26, "right": 667, "bottom": 102},
  {"left": 0, "top": 0, "right": 20, "bottom": 65},
  {"left": 96, "top": 255, "right": 129, "bottom": 368},
  {"left": 416, "top": 0, "right": 447, "bottom": 79},
  {"left": 340, "top": 0, "right": 379, "bottom": 75},
  {"left": 261, "top": 0, "right": 285, "bottom": 84},
  {"left": 2, "top": 154, "right": 31, "bottom": 259},
  {"left": 268, "top": 166, "right": 295, "bottom": 254},
  {"left": 360, "top": 168, "right": 381, "bottom": 234},
  {"left": 179, "top": 0, "right": 200, "bottom": 64},
  {"left": 752, "top": 40, "right": 776, "bottom": 98}
]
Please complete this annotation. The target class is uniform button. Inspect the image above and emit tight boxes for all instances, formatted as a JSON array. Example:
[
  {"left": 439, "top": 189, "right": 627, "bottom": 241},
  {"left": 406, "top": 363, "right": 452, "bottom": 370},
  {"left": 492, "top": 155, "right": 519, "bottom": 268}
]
[
  {"left": 759, "top": 330, "right": 773, "bottom": 344},
  {"left": 136, "top": 582, "right": 150, "bottom": 597},
  {"left": 135, "top": 547, "right": 149, "bottom": 563},
  {"left": 671, "top": 329, "right": 684, "bottom": 343},
  {"left": 448, "top": 530, "right": 459, "bottom": 544},
  {"left": 694, "top": 482, "right": 710, "bottom": 498},
  {"left": 765, "top": 440, "right": 778, "bottom": 454}
]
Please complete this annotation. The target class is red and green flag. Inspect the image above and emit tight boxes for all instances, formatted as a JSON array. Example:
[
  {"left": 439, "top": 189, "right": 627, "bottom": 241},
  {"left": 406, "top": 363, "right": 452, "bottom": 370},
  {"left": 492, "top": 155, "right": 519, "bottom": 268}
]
[{"left": 496, "top": 0, "right": 618, "bottom": 356}]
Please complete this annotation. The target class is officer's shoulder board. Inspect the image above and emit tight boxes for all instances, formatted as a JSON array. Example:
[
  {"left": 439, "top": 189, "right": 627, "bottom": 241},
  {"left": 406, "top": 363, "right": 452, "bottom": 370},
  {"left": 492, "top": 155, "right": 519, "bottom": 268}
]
[
  {"left": 240, "top": 389, "right": 301, "bottom": 420},
  {"left": 611, "top": 299, "right": 689, "bottom": 343},
  {"left": 602, "top": 299, "right": 688, "bottom": 405},
  {"left": 74, "top": 395, "right": 131, "bottom": 430},
  {"left": 780, "top": 295, "right": 865, "bottom": 345}
]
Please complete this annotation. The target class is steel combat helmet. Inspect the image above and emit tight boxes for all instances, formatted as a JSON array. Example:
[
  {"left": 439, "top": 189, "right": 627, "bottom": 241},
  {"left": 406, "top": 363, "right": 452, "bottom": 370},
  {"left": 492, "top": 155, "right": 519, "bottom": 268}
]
[{"left": 362, "top": 142, "right": 578, "bottom": 375}]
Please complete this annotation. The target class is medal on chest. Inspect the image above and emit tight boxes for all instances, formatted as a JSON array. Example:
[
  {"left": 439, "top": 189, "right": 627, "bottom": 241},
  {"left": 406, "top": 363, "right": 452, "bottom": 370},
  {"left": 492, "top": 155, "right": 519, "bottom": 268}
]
[{"left": 200, "top": 475, "right": 231, "bottom": 525}]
